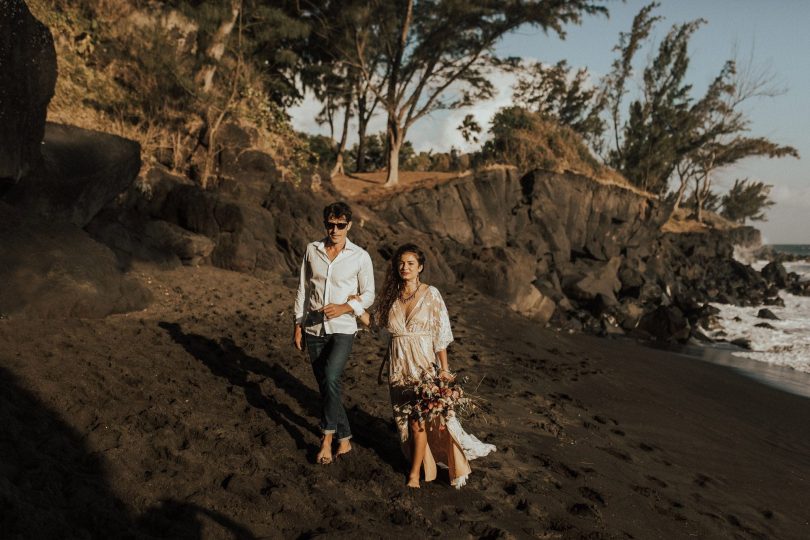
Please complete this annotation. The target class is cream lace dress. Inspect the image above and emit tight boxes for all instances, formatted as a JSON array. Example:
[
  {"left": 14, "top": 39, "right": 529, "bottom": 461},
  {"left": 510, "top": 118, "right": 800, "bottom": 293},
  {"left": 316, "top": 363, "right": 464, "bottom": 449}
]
[{"left": 386, "top": 285, "right": 496, "bottom": 488}]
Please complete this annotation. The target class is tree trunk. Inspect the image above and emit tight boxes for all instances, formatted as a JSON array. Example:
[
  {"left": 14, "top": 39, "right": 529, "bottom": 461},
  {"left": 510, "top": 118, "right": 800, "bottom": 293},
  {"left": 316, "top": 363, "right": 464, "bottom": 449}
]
[
  {"left": 196, "top": 0, "right": 241, "bottom": 94},
  {"left": 672, "top": 177, "right": 689, "bottom": 210},
  {"left": 384, "top": 118, "right": 402, "bottom": 187},
  {"left": 330, "top": 100, "right": 351, "bottom": 178},
  {"left": 694, "top": 178, "right": 705, "bottom": 223},
  {"left": 356, "top": 99, "right": 368, "bottom": 172},
  {"left": 382, "top": 0, "right": 412, "bottom": 187}
]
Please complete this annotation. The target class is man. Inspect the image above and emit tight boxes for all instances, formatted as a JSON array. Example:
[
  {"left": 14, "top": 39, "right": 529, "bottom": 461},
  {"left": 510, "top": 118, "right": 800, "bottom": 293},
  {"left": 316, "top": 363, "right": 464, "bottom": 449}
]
[{"left": 293, "top": 201, "right": 374, "bottom": 464}]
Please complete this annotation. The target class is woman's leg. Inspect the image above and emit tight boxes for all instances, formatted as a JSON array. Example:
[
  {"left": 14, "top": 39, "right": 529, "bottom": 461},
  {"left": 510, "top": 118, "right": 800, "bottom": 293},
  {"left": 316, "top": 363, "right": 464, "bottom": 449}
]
[{"left": 407, "top": 419, "right": 427, "bottom": 487}]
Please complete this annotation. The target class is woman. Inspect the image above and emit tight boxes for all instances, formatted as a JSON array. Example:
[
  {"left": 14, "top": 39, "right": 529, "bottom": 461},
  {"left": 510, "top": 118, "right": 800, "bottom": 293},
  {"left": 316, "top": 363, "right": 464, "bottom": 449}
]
[{"left": 360, "top": 243, "right": 495, "bottom": 488}]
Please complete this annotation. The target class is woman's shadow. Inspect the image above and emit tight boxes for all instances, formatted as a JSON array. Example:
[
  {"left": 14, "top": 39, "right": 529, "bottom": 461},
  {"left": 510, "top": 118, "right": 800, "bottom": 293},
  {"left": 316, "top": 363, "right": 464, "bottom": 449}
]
[{"left": 159, "top": 322, "right": 405, "bottom": 471}]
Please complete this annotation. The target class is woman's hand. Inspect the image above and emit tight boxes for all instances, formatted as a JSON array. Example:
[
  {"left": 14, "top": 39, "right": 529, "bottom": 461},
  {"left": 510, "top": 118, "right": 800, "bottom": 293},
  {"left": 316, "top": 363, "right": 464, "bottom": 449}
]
[{"left": 438, "top": 368, "right": 454, "bottom": 382}]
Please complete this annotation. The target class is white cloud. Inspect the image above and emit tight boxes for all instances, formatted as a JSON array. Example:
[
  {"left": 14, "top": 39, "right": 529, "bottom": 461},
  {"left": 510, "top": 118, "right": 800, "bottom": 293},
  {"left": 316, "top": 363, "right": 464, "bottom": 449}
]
[
  {"left": 770, "top": 183, "right": 810, "bottom": 209},
  {"left": 287, "top": 68, "right": 524, "bottom": 154}
]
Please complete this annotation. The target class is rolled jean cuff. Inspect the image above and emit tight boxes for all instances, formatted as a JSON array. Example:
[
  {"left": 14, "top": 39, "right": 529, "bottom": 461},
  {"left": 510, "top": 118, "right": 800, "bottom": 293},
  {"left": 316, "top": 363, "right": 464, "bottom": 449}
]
[
  {"left": 321, "top": 428, "right": 336, "bottom": 435},
  {"left": 338, "top": 435, "right": 352, "bottom": 441}
]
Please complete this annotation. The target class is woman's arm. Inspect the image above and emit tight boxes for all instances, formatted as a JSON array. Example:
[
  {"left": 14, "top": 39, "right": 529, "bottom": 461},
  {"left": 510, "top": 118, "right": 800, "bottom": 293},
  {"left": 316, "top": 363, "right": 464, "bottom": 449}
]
[{"left": 436, "top": 349, "right": 452, "bottom": 380}]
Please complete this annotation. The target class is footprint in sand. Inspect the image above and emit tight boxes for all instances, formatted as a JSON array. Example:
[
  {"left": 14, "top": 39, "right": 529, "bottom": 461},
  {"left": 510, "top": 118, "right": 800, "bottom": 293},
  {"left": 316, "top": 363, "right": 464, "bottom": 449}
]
[
  {"left": 568, "top": 502, "right": 598, "bottom": 518},
  {"left": 646, "top": 475, "right": 668, "bottom": 488},
  {"left": 578, "top": 486, "right": 606, "bottom": 507}
]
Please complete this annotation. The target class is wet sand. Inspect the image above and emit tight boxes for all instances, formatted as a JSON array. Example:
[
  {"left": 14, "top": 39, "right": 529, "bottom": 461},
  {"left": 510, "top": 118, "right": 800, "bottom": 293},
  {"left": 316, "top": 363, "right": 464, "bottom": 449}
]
[{"left": 1, "top": 264, "right": 809, "bottom": 538}]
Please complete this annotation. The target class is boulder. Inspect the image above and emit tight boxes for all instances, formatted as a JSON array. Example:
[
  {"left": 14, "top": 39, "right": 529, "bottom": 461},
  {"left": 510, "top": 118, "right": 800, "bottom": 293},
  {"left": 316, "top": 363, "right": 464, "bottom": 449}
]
[
  {"left": 508, "top": 286, "right": 556, "bottom": 325},
  {"left": 2, "top": 123, "right": 141, "bottom": 226},
  {"left": 0, "top": 0, "right": 57, "bottom": 181},
  {"left": 760, "top": 261, "right": 788, "bottom": 288},
  {"left": 0, "top": 202, "right": 151, "bottom": 318},
  {"left": 756, "top": 308, "right": 779, "bottom": 320},
  {"left": 569, "top": 256, "right": 622, "bottom": 304},
  {"left": 637, "top": 305, "right": 691, "bottom": 342}
]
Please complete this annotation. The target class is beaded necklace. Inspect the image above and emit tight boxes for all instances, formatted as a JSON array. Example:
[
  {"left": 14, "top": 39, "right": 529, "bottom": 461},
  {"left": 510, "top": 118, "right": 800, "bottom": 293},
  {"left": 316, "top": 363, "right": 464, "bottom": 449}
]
[{"left": 399, "top": 283, "right": 421, "bottom": 303}]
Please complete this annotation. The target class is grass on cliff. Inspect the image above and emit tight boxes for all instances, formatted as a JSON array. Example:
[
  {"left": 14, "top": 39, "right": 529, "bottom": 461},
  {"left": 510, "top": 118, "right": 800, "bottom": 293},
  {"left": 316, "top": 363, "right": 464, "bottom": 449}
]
[{"left": 27, "top": 0, "right": 313, "bottom": 183}]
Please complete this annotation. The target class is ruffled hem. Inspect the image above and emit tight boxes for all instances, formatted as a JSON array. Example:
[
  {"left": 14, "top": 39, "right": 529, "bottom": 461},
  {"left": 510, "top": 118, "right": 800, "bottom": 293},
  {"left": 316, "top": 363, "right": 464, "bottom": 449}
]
[{"left": 446, "top": 417, "right": 497, "bottom": 460}]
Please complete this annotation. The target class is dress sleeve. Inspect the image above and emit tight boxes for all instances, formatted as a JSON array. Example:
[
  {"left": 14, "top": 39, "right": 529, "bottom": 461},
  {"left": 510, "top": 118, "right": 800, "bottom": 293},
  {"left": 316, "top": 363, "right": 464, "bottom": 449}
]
[{"left": 430, "top": 287, "right": 453, "bottom": 353}]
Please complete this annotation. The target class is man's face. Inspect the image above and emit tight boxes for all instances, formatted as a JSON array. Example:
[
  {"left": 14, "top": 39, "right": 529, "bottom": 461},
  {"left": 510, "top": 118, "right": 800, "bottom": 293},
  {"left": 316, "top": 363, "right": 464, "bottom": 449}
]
[{"left": 324, "top": 214, "right": 352, "bottom": 244}]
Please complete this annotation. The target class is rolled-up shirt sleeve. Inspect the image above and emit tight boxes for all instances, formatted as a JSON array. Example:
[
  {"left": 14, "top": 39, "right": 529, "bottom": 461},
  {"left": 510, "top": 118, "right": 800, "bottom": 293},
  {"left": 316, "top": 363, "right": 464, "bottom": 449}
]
[
  {"left": 348, "top": 251, "right": 375, "bottom": 316},
  {"left": 293, "top": 247, "right": 308, "bottom": 324}
]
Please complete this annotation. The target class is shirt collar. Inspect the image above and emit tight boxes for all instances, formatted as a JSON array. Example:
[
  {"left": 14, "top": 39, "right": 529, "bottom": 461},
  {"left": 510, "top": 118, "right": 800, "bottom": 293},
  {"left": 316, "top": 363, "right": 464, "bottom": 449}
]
[{"left": 316, "top": 237, "right": 357, "bottom": 254}]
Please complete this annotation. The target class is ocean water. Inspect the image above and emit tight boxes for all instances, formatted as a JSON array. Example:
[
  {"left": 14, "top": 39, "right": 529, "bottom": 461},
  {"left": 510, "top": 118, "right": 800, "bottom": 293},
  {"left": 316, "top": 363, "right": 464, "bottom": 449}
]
[{"left": 704, "top": 245, "right": 810, "bottom": 380}]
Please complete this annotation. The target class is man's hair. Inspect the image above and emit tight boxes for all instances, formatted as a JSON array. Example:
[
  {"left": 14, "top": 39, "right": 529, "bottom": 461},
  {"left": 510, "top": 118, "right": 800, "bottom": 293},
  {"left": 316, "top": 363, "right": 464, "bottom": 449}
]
[{"left": 323, "top": 202, "right": 352, "bottom": 222}]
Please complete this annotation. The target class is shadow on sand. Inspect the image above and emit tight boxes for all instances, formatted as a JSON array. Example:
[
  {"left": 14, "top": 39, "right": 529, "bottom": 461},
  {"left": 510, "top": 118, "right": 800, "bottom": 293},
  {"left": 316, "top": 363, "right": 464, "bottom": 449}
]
[
  {"left": 0, "top": 366, "right": 256, "bottom": 539},
  {"left": 159, "top": 322, "right": 405, "bottom": 472}
]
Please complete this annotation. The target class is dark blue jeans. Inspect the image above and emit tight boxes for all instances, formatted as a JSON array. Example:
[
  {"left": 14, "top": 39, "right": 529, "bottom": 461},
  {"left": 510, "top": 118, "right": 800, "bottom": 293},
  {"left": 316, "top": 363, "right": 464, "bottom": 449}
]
[{"left": 305, "top": 333, "right": 354, "bottom": 440}]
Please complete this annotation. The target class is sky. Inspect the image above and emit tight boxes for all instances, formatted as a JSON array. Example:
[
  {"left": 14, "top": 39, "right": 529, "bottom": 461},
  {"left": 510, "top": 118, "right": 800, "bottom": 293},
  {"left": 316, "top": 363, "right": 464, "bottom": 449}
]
[{"left": 288, "top": 0, "right": 810, "bottom": 244}]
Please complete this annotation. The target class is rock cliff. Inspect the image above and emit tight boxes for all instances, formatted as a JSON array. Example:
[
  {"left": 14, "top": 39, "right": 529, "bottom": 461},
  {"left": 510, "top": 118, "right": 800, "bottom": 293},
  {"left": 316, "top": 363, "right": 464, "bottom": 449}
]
[{"left": 0, "top": 0, "right": 56, "bottom": 181}]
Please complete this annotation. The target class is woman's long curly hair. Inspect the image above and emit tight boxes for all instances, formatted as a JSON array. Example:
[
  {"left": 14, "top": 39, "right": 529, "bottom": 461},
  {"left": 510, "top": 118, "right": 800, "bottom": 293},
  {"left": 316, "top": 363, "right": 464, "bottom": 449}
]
[{"left": 375, "top": 243, "right": 426, "bottom": 329}]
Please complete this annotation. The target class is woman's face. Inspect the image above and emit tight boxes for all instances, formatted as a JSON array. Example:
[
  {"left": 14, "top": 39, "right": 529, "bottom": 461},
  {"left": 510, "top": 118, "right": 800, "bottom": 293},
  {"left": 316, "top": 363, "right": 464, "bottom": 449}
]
[{"left": 397, "top": 252, "right": 423, "bottom": 282}]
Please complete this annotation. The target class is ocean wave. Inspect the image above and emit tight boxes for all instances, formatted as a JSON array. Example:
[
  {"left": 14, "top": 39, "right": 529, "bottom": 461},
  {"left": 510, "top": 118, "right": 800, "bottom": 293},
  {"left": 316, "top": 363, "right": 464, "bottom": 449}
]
[{"left": 707, "top": 292, "right": 810, "bottom": 374}]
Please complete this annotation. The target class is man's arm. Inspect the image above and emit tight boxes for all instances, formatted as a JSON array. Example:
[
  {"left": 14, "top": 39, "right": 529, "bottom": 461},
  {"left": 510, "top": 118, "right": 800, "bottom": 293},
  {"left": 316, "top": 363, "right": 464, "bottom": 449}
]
[
  {"left": 292, "top": 248, "right": 308, "bottom": 350},
  {"left": 347, "top": 251, "right": 375, "bottom": 316}
]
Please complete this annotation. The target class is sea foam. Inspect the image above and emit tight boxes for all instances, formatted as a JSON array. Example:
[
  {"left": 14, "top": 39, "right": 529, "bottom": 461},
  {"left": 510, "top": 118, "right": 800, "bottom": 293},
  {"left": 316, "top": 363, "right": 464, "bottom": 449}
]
[{"left": 707, "top": 256, "right": 810, "bottom": 374}]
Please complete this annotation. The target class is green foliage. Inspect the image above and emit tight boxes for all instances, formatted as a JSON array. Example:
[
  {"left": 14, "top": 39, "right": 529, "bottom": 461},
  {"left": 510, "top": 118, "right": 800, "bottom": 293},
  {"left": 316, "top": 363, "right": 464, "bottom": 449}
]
[
  {"left": 458, "top": 114, "right": 483, "bottom": 144},
  {"left": 608, "top": 18, "right": 703, "bottom": 194},
  {"left": 323, "top": 0, "right": 609, "bottom": 182},
  {"left": 171, "top": 0, "right": 309, "bottom": 105},
  {"left": 721, "top": 179, "right": 775, "bottom": 223},
  {"left": 345, "top": 133, "right": 415, "bottom": 172},
  {"left": 599, "top": 1, "right": 797, "bottom": 217},
  {"left": 513, "top": 60, "right": 604, "bottom": 144},
  {"left": 304, "top": 134, "right": 337, "bottom": 171},
  {"left": 483, "top": 106, "right": 602, "bottom": 175}
]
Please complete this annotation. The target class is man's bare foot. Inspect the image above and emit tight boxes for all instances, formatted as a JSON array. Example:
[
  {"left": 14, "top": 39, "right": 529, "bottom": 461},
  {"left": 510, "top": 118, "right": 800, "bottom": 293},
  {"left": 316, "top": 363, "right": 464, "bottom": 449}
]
[
  {"left": 406, "top": 475, "right": 420, "bottom": 488},
  {"left": 335, "top": 439, "right": 352, "bottom": 459},
  {"left": 316, "top": 435, "right": 333, "bottom": 465}
]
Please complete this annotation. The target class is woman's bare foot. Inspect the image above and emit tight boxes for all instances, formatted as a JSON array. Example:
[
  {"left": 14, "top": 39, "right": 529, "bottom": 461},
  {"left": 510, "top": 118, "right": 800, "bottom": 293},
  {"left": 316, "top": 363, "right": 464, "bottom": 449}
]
[
  {"left": 316, "top": 434, "right": 333, "bottom": 465},
  {"left": 406, "top": 475, "right": 420, "bottom": 488}
]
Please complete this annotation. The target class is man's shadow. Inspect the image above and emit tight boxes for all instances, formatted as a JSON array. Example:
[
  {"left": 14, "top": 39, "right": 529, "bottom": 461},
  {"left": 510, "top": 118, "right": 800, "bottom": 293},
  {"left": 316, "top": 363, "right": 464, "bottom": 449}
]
[
  {"left": 160, "top": 323, "right": 405, "bottom": 471},
  {"left": 0, "top": 365, "right": 256, "bottom": 539},
  {"left": 159, "top": 322, "right": 318, "bottom": 454}
]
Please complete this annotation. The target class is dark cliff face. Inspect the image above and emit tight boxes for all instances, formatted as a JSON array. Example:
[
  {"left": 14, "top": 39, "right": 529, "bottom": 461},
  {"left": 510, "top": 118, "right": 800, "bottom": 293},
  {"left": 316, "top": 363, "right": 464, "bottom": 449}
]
[
  {"left": 0, "top": 0, "right": 57, "bottom": 181},
  {"left": 371, "top": 168, "right": 670, "bottom": 324}
]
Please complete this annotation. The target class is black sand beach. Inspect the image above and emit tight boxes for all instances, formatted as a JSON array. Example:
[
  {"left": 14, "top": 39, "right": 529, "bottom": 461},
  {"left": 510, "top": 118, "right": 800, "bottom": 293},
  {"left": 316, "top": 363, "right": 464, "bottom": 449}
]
[{"left": 2, "top": 264, "right": 809, "bottom": 539}]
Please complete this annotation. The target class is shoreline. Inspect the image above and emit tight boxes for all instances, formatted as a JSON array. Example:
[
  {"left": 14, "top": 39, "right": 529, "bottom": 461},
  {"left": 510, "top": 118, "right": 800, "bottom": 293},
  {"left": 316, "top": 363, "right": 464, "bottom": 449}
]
[{"left": 649, "top": 339, "right": 810, "bottom": 399}]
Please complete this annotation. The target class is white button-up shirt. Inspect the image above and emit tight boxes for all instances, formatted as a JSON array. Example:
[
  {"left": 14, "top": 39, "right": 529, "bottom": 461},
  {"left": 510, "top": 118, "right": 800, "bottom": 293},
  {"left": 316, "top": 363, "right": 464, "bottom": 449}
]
[{"left": 294, "top": 237, "right": 375, "bottom": 335}]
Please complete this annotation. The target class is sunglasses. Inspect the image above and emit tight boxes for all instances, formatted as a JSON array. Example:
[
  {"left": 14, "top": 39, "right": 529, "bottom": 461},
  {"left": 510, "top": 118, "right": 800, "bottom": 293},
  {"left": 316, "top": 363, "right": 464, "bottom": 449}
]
[{"left": 324, "top": 221, "right": 349, "bottom": 231}]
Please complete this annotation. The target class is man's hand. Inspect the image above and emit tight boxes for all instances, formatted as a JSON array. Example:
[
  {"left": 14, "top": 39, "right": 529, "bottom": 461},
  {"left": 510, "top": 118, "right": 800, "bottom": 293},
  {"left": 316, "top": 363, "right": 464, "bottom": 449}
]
[
  {"left": 293, "top": 324, "right": 304, "bottom": 351},
  {"left": 321, "top": 303, "right": 353, "bottom": 319}
]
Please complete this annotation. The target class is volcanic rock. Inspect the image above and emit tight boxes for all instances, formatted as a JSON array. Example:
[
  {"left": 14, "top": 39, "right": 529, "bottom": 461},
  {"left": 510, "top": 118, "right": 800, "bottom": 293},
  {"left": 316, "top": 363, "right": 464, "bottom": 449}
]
[
  {"left": 2, "top": 123, "right": 141, "bottom": 227},
  {"left": 756, "top": 308, "right": 779, "bottom": 320},
  {"left": 760, "top": 261, "right": 789, "bottom": 288},
  {"left": 0, "top": 201, "right": 151, "bottom": 318},
  {"left": 0, "top": 0, "right": 57, "bottom": 181}
]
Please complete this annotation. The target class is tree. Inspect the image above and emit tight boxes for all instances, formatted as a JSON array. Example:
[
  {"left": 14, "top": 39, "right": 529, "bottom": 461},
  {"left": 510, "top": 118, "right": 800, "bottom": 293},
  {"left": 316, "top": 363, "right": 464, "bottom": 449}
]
[
  {"left": 609, "top": 17, "right": 704, "bottom": 194},
  {"left": 298, "top": 0, "right": 387, "bottom": 173},
  {"left": 672, "top": 59, "right": 797, "bottom": 220},
  {"left": 512, "top": 59, "right": 604, "bottom": 144},
  {"left": 348, "top": 0, "right": 607, "bottom": 186},
  {"left": 600, "top": 2, "right": 661, "bottom": 162},
  {"left": 721, "top": 178, "right": 775, "bottom": 223},
  {"left": 458, "top": 114, "right": 482, "bottom": 144},
  {"left": 482, "top": 106, "right": 602, "bottom": 176},
  {"left": 600, "top": 3, "right": 797, "bottom": 218}
]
